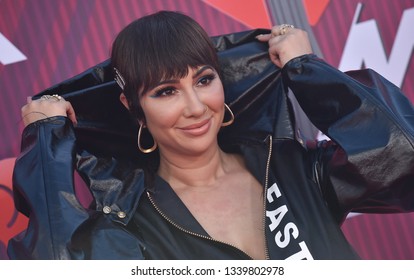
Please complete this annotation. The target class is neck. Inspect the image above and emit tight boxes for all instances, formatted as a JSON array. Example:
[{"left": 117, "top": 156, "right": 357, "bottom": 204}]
[{"left": 157, "top": 145, "right": 234, "bottom": 190}]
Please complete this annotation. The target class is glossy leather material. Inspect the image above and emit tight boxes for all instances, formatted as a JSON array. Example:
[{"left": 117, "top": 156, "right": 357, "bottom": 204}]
[{"left": 8, "top": 29, "right": 414, "bottom": 259}]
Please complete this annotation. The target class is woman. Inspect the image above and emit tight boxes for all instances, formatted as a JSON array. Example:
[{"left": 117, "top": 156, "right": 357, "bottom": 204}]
[{"left": 8, "top": 11, "right": 414, "bottom": 259}]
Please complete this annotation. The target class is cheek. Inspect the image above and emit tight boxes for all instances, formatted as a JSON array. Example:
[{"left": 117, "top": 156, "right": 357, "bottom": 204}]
[
  {"left": 140, "top": 100, "right": 180, "bottom": 129},
  {"left": 147, "top": 111, "right": 172, "bottom": 129},
  {"left": 206, "top": 83, "right": 225, "bottom": 112}
]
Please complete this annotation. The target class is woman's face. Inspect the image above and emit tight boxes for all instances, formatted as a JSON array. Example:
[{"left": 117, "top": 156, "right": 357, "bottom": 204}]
[{"left": 139, "top": 65, "right": 225, "bottom": 157}]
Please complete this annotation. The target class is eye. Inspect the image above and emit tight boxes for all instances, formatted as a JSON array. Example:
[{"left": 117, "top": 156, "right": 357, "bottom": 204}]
[
  {"left": 197, "top": 74, "right": 216, "bottom": 87},
  {"left": 151, "top": 86, "right": 177, "bottom": 98}
]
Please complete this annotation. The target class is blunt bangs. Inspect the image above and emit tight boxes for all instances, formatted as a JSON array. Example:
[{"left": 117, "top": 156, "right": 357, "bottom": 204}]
[
  {"left": 133, "top": 13, "right": 219, "bottom": 96},
  {"left": 111, "top": 11, "right": 220, "bottom": 120}
]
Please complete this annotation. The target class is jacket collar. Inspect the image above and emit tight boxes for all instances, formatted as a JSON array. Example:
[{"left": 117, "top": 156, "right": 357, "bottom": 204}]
[{"left": 146, "top": 175, "right": 209, "bottom": 237}]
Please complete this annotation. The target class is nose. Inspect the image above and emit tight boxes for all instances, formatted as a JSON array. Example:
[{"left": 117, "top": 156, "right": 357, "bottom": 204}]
[{"left": 182, "top": 90, "right": 207, "bottom": 118}]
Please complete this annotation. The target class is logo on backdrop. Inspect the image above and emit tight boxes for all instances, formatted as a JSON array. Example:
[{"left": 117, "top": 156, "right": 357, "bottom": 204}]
[
  {"left": 339, "top": 3, "right": 414, "bottom": 88},
  {"left": 0, "top": 158, "right": 28, "bottom": 259},
  {"left": 0, "top": 32, "right": 27, "bottom": 65}
]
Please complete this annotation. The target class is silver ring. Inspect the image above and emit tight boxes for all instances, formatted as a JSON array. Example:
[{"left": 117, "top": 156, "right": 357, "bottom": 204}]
[
  {"left": 40, "top": 94, "right": 62, "bottom": 101},
  {"left": 279, "top": 24, "right": 294, "bottom": 35}
]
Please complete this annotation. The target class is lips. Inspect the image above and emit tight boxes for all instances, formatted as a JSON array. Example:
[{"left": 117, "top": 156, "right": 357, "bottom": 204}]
[{"left": 179, "top": 118, "right": 212, "bottom": 136}]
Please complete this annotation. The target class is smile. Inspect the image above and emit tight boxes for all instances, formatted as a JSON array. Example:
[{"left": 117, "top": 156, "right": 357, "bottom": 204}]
[{"left": 178, "top": 118, "right": 212, "bottom": 136}]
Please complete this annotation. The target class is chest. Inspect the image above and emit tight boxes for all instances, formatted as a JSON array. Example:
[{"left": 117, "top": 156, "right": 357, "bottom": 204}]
[{"left": 174, "top": 172, "right": 266, "bottom": 259}]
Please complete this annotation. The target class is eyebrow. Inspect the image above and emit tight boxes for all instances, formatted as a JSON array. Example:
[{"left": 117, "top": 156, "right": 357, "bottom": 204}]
[
  {"left": 193, "top": 65, "right": 215, "bottom": 78},
  {"left": 156, "top": 65, "right": 215, "bottom": 86}
]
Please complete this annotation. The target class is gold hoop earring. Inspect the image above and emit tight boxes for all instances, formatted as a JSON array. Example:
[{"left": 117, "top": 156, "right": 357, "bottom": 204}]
[
  {"left": 137, "top": 125, "right": 157, "bottom": 153},
  {"left": 222, "top": 103, "right": 234, "bottom": 127}
]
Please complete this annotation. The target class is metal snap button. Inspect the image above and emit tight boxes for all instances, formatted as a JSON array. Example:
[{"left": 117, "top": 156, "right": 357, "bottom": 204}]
[
  {"left": 117, "top": 211, "right": 126, "bottom": 219},
  {"left": 103, "top": 206, "right": 112, "bottom": 214}
]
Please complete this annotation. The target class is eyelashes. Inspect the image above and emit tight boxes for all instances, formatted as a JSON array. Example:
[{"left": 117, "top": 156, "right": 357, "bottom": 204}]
[
  {"left": 198, "top": 74, "right": 216, "bottom": 86},
  {"left": 153, "top": 86, "right": 175, "bottom": 98},
  {"left": 151, "top": 73, "right": 217, "bottom": 98}
]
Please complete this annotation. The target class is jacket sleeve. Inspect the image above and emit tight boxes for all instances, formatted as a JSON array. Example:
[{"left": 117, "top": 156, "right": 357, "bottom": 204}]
[
  {"left": 283, "top": 54, "right": 414, "bottom": 218},
  {"left": 8, "top": 116, "right": 146, "bottom": 260},
  {"left": 7, "top": 117, "right": 89, "bottom": 259}
]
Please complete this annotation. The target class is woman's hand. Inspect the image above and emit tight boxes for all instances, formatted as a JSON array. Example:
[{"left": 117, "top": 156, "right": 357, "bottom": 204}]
[
  {"left": 256, "top": 25, "right": 313, "bottom": 68},
  {"left": 21, "top": 95, "right": 77, "bottom": 127}
]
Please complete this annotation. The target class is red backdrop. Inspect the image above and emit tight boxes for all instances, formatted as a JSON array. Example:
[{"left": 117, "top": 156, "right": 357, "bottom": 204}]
[{"left": 1, "top": 0, "right": 413, "bottom": 259}]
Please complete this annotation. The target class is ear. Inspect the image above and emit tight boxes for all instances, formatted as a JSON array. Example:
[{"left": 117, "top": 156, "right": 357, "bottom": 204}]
[
  {"left": 119, "top": 93, "right": 129, "bottom": 110},
  {"left": 120, "top": 93, "right": 145, "bottom": 126}
]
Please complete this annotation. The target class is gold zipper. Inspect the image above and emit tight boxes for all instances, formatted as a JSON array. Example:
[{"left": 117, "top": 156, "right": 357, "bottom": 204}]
[
  {"left": 146, "top": 191, "right": 254, "bottom": 259},
  {"left": 262, "top": 135, "right": 273, "bottom": 260}
]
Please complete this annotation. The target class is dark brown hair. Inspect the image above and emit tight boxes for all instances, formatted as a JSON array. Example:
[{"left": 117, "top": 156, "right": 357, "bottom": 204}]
[{"left": 111, "top": 11, "right": 220, "bottom": 123}]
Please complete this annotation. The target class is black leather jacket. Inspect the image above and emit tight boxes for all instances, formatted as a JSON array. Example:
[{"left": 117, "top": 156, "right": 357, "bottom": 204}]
[{"left": 8, "top": 30, "right": 414, "bottom": 260}]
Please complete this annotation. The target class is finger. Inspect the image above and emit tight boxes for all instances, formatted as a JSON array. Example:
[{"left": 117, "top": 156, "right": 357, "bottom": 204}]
[
  {"left": 65, "top": 101, "right": 78, "bottom": 126},
  {"left": 255, "top": 33, "right": 272, "bottom": 42},
  {"left": 269, "top": 55, "right": 282, "bottom": 69},
  {"left": 26, "top": 96, "right": 33, "bottom": 104},
  {"left": 271, "top": 24, "right": 295, "bottom": 37},
  {"left": 271, "top": 26, "right": 281, "bottom": 37}
]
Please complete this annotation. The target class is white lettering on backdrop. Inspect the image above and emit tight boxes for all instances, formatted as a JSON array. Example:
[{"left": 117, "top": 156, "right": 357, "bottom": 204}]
[
  {"left": 339, "top": 3, "right": 414, "bottom": 88},
  {"left": 0, "top": 32, "right": 27, "bottom": 65}
]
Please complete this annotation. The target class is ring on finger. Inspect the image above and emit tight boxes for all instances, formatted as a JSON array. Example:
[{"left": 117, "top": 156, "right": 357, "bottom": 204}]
[
  {"left": 40, "top": 94, "right": 62, "bottom": 101},
  {"left": 279, "top": 24, "right": 295, "bottom": 35}
]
